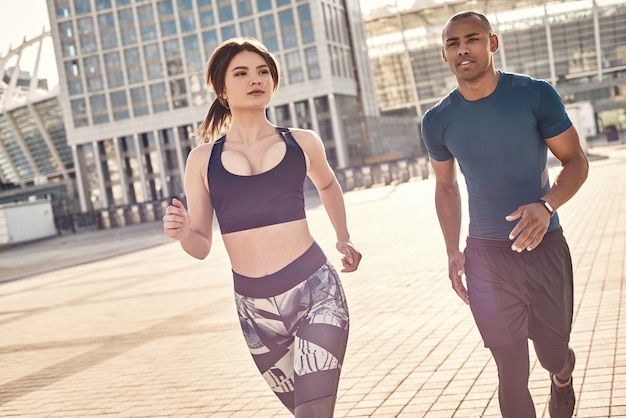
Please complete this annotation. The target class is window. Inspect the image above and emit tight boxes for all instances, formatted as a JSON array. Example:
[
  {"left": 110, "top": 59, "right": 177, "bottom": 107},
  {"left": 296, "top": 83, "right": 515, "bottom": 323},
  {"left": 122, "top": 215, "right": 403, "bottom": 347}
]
[
  {"left": 305, "top": 47, "right": 320, "bottom": 79},
  {"left": 159, "top": 0, "right": 177, "bottom": 36},
  {"left": 221, "top": 25, "right": 236, "bottom": 40},
  {"left": 298, "top": 4, "right": 314, "bottom": 44},
  {"left": 105, "top": 52, "right": 124, "bottom": 88},
  {"left": 286, "top": 51, "right": 303, "bottom": 83},
  {"left": 144, "top": 43, "right": 164, "bottom": 79},
  {"left": 124, "top": 47, "right": 140, "bottom": 65},
  {"left": 200, "top": 9, "right": 215, "bottom": 27},
  {"left": 57, "top": 1, "right": 71, "bottom": 17},
  {"left": 71, "top": 99, "right": 88, "bottom": 127},
  {"left": 240, "top": 20, "right": 256, "bottom": 38},
  {"left": 218, "top": 1, "right": 234, "bottom": 21},
  {"left": 90, "top": 95, "right": 110, "bottom": 124},
  {"left": 74, "top": 0, "right": 92, "bottom": 14},
  {"left": 84, "top": 56, "right": 104, "bottom": 92},
  {"left": 170, "top": 78, "right": 189, "bottom": 109},
  {"left": 150, "top": 83, "right": 169, "bottom": 113},
  {"left": 130, "top": 87, "right": 149, "bottom": 117},
  {"left": 180, "top": 13, "right": 196, "bottom": 32},
  {"left": 62, "top": 40, "right": 77, "bottom": 57},
  {"left": 279, "top": 10, "right": 297, "bottom": 48},
  {"left": 96, "top": 0, "right": 112, "bottom": 10},
  {"left": 184, "top": 35, "right": 204, "bottom": 72},
  {"left": 202, "top": 30, "right": 219, "bottom": 57},
  {"left": 59, "top": 22, "right": 74, "bottom": 37},
  {"left": 124, "top": 48, "right": 144, "bottom": 83},
  {"left": 260, "top": 15, "right": 278, "bottom": 52},
  {"left": 158, "top": 0, "right": 174, "bottom": 15},
  {"left": 274, "top": 104, "right": 291, "bottom": 126},
  {"left": 68, "top": 79, "right": 83, "bottom": 95},
  {"left": 179, "top": 0, "right": 193, "bottom": 10},
  {"left": 237, "top": 0, "right": 253, "bottom": 17},
  {"left": 164, "top": 39, "right": 183, "bottom": 76},
  {"left": 98, "top": 13, "right": 115, "bottom": 29},
  {"left": 138, "top": 4, "right": 157, "bottom": 41},
  {"left": 257, "top": 0, "right": 271, "bottom": 12},
  {"left": 111, "top": 91, "right": 130, "bottom": 120},
  {"left": 161, "top": 19, "right": 177, "bottom": 36}
]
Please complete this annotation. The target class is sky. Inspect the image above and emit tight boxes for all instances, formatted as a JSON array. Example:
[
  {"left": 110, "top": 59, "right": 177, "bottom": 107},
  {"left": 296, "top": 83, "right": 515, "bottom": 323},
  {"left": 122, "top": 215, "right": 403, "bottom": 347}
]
[{"left": 0, "top": 0, "right": 58, "bottom": 88}]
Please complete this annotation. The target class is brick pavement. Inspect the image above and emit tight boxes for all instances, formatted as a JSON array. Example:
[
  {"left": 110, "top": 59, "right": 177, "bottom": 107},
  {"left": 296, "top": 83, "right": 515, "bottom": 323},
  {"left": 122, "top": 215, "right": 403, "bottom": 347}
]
[{"left": 0, "top": 144, "right": 624, "bottom": 417}]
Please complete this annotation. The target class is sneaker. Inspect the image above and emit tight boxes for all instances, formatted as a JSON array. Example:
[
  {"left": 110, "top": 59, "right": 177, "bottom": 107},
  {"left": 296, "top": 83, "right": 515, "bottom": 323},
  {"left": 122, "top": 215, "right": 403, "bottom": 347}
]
[{"left": 549, "top": 375, "right": 575, "bottom": 417}]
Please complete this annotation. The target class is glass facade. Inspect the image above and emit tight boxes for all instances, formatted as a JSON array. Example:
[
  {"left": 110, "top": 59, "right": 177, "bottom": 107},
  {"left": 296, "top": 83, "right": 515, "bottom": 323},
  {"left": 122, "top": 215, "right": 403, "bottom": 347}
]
[
  {"left": 364, "top": 0, "right": 626, "bottom": 132},
  {"left": 43, "top": 0, "right": 377, "bottom": 213}
]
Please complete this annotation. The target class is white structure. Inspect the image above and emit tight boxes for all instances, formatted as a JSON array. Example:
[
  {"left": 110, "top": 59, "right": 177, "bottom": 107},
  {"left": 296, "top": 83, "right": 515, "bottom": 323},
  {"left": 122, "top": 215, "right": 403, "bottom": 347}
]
[
  {"left": 0, "top": 200, "right": 57, "bottom": 245},
  {"left": 0, "top": 31, "right": 72, "bottom": 189}
]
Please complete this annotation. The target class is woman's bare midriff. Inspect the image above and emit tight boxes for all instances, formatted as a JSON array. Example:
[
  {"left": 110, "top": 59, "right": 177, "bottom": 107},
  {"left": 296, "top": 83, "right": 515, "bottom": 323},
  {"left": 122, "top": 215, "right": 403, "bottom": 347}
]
[{"left": 222, "top": 219, "right": 316, "bottom": 277}]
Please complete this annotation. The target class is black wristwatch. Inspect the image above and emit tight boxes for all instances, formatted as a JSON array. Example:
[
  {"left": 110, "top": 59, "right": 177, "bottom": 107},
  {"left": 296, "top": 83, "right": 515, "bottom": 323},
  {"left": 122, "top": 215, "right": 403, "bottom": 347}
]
[{"left": 536, "top": 199, "right": 555, "bottom": 216}]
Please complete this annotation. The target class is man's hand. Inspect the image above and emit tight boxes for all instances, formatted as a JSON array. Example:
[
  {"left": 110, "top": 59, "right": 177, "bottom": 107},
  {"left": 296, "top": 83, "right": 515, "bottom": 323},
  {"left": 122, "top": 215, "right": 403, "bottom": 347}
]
[
  {"left": 448, "top": 250, "right": 469, "bottom": 304},
  {"left": 506, "top": 202, "right": 551, "bottom": 252}
]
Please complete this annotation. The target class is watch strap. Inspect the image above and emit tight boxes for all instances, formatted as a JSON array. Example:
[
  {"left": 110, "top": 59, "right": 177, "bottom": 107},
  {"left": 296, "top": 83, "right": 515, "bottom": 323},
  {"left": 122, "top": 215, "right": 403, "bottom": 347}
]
[{"left": 536, "top": 199, "right": 554, "bottom": 216}]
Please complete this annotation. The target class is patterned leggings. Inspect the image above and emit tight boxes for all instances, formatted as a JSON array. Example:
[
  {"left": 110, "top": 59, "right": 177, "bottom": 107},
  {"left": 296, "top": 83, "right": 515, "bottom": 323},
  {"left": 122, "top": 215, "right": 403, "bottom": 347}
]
[{"left": 233, "top": 242, "right": 350, "bottom": 416}]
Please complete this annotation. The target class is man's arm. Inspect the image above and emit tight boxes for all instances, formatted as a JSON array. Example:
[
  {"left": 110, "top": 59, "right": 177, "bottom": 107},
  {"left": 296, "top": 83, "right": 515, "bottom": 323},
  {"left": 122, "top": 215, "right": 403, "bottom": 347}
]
[
  {"left": 506, "top": 125, "right": 589, "bottom": 251},
  {"left": 431, "top": 158, "right": 469, "bottom": 304},
  {"left": 543, "top": 125, "right": 589, "bottom": 209}
]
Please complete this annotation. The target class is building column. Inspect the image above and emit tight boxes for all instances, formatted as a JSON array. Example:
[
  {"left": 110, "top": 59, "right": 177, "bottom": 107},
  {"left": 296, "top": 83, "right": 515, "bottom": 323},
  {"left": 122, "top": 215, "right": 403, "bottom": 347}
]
[
  {"left": 592, "top": 0, "right": 602, "bottom": 81},
  {"left": 308, "top": 97, "right": 320, "bottom": 133},
  {"left": 328, "top": 93, "right": 348, "bottom": 168},
  {"left": 72, "top": 145, "right": 89, "bottom": 212},
  {"left": 543, "top": 3, "right": 557, "bottom": 85},
  {"left": 288, "top": 101, "right": 297, "bottom": 127},
  {"left": 113, "top": 136, "right": 129, "bottom": 205},
  {"left": 172, "top": 127, "right": 187, "bottom": 190},
  {"left": 132, "top": 133, "right": 149, "bottom": 203},
  {"left": 153, "top": 128, "right": 169, "bottom": 198},
  {"left": 93, "top": 140, "right": 108, "bottom": 208}
]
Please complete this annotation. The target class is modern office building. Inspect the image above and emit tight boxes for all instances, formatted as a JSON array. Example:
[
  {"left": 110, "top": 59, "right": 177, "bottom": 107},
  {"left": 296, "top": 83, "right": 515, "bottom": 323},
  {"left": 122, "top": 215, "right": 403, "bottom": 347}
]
[
  {"left": 363, "top": 0, "right": 626, "bottom": 134},
  {"left": 45, "top": 0, "right": 397, "bottom": 213},
  {"left": 0, "top": 31, "right": 74, "bottom": 202}
]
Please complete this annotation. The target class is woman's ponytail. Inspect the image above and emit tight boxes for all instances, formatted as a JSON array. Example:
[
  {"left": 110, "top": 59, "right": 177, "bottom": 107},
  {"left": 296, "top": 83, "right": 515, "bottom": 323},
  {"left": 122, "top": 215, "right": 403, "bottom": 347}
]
[{"left": 192, "top": 98, "right": 231, "bottom": 143}]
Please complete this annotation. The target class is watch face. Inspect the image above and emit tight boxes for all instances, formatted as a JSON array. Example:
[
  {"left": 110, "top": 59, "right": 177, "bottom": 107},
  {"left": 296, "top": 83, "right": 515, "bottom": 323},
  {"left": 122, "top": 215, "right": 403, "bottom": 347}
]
[{"left": 543, "top": 200, "right": 554, "bottom": 214}]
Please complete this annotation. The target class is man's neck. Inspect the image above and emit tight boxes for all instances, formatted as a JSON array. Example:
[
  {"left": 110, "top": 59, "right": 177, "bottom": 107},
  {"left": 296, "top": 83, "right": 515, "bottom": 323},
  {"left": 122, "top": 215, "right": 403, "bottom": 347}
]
[{"left": 457, "top": 70, "right": 500, "bottom": 101}]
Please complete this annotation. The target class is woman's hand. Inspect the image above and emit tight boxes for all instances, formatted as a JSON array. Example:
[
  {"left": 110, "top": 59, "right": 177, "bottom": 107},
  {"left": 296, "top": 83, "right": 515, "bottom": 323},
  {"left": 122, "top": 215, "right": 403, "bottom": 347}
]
[
  {"left": 163, "top": 198, "right": 191, "bottom": 241},
  {"left": 337, "top": 241, "right": 362, "bottom": 272}
]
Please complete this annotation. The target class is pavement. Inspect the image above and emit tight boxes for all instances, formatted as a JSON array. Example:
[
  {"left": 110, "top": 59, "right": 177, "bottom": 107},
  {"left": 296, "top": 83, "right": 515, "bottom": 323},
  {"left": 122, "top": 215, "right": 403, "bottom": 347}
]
[{"left": 0, "top": 143, "right": 624, "bottom": 418}]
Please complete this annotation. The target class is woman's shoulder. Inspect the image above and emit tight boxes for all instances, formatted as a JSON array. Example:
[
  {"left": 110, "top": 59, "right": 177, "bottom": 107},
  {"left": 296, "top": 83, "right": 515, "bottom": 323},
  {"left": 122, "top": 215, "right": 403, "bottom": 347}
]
[
  {"left": 282, "top": 127, "right": 321, "bottom": 145},
  {"left": 186, "top": 141, "right": 217, "bottom": 166}
]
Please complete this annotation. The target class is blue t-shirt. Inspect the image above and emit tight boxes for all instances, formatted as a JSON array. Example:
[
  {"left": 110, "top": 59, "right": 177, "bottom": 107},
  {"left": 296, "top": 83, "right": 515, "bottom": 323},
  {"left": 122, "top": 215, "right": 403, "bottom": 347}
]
[{"left": 421, "top": 72, "right": 572, "bottom": 239}]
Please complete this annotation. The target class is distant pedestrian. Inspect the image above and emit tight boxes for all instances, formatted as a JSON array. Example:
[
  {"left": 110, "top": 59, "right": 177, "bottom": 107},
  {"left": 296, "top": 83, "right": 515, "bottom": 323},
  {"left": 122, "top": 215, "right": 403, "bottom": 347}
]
[
  {"left": 162, "top": 37, "right": 361, "bottom": 417},
  {"left": 421, "top": 11, "right": 588, "bottom": 418}
]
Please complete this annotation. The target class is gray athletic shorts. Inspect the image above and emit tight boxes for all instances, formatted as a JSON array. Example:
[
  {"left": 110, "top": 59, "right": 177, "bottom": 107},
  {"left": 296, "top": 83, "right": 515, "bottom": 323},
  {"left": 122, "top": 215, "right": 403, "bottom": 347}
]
[{"left": 464, "top": 227, "right": 574, "bottom": 348}]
